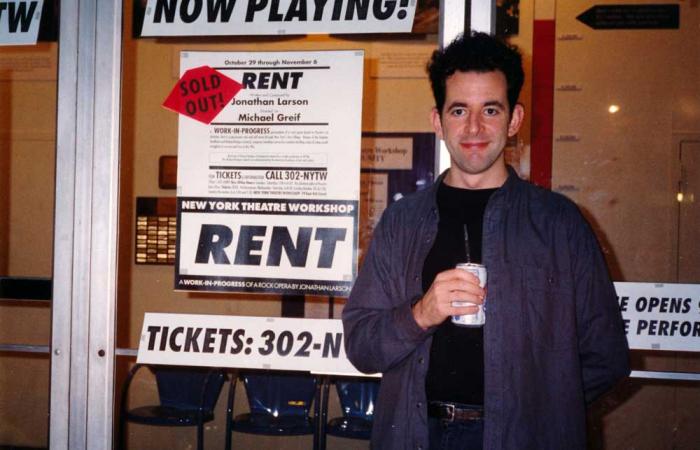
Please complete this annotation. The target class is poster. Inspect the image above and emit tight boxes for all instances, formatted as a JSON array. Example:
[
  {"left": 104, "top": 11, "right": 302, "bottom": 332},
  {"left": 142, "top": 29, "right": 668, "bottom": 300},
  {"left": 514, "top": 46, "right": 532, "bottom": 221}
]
[
  {"left": 137, "top": 312, "right": 376, "bottom": 376},
  {"left": 615, "top": 282, "right": 700, "bottom": 352},
  {"left": 0, "top": 0, "right": 44, "bottom": 46},
  {"left": 139, "top": 0, "right": 417, "bottom": 36},
  {"left": 359, "top": 132, "right": 435, "bottom": 263},
  {"left": 175, "top": 50, "right": 363, "bottom": 297}
]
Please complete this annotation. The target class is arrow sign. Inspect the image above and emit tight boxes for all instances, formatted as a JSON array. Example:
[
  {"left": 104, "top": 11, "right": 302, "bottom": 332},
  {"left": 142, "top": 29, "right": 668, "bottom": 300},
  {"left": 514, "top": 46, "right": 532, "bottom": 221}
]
[{"left": 577, "top": 4, "right": 679, "bottom": 30}]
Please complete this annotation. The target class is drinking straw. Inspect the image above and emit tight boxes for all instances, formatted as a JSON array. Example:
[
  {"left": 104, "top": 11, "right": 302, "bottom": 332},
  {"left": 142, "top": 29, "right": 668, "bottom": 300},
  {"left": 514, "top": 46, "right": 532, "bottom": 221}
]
[{"left": 463, "top": 224, "right": 471, "bottom": 263}]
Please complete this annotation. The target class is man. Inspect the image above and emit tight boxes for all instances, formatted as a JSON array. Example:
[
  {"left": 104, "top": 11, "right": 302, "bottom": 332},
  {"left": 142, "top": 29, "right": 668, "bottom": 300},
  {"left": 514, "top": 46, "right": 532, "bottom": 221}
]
[{"left": 342, "top": 32, "right": 629, "bottom": 450}]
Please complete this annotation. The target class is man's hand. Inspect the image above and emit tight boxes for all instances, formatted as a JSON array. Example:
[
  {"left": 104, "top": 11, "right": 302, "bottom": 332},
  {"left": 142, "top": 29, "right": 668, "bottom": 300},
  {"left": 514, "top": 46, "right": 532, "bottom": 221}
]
[{"left": 412, "top": 268, "right": 485, "bottom": 330}]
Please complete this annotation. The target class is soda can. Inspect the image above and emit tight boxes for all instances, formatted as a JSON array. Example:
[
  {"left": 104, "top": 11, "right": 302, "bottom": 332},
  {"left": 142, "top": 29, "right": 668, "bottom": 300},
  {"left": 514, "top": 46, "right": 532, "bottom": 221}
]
[{"left": 451, "top": 262, "right": 487, "bottom": 327}]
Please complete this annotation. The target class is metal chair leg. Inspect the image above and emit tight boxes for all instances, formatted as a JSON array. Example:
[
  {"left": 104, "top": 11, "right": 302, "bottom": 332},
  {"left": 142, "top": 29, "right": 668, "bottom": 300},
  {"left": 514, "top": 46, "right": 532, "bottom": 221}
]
[
  {"left": 224, "top": 373, "right": 238, "bottom": 450},
  {"left": 318, "top": 375, "right": 331, "bottom": 450},
  {"left": 118, "top": 364, "right": 145, "bottom": 450}
]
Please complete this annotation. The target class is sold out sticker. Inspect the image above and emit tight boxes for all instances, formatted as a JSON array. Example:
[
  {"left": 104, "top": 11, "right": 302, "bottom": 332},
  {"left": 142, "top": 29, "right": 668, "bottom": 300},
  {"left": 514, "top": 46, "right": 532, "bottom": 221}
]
[{"left": 163, "top": 66, "right": 242, "bottom": 125}]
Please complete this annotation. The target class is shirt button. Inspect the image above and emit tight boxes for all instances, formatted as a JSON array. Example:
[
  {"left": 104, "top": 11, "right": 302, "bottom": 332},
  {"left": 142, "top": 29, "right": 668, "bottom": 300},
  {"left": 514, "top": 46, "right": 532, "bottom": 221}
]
[
  {"left": 413, "top": 275, "right": 419, "bottom": 281},
  {"left": 416, "top": 402, "right": 422, "bottom": 408},
  {"left": 418, "top": 357, "right": 424, "bottom": 364},
  {"left": 418, "top": 446, "right": 423, "bottom": 450}
]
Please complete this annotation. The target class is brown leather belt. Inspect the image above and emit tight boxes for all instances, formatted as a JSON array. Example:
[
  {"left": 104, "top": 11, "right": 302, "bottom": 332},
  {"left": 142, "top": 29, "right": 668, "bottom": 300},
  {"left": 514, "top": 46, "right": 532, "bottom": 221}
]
[{"left": 428, "top": 402, "right": 483, "bottom": 423}]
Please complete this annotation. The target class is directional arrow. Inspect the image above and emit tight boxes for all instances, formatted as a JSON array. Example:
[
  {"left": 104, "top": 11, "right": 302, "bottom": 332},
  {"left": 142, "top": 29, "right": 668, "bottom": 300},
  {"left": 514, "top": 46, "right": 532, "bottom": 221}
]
[{"left": 577, "top": 4, "right": 679, "bottom": 30}]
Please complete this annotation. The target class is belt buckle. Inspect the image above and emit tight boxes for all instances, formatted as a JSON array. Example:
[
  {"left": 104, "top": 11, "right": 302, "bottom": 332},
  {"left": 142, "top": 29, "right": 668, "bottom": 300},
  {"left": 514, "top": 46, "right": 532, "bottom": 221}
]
[{"left": 442, "top": 403, "right": 455, "bottom": 423}]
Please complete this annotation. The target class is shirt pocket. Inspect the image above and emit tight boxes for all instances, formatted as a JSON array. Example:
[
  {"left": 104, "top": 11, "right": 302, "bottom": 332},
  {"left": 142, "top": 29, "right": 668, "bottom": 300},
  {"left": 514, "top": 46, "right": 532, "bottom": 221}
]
[{"left": 519, "top": 265, "right": 576, "bottom": 351}]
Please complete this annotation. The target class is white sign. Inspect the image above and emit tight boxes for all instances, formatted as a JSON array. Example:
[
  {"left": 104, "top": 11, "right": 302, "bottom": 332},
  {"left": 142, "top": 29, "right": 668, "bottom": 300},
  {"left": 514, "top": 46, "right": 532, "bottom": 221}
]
[
  {"left": 141, "top": 0, "right": 417, "bottom": 36},
  {"left": 175, "top": 50, "right": 362, "bottom": 297},
  {"left": 616, "top": 282, "right": 700, "bottom": 352},
  {"left": 137, "top": 313, "right": 372, "bottom": 376},
  {"left": 0, "top": 0, "right": 43, "bottom": 46}
]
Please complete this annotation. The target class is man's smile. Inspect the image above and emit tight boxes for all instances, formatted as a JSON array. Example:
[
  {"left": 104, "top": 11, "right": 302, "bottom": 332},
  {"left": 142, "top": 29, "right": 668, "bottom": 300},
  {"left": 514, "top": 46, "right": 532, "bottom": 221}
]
[{"left": 459, "top": 141, "right": 489, "bottom": 151}]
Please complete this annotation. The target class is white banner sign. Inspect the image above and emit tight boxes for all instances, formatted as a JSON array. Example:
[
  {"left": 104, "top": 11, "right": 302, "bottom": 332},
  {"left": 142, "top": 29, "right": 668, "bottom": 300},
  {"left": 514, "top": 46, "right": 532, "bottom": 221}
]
[
  {"left": 174, "top": 50, "right": 362, "bottom": 296},
  {"left": 136, "top": 284, "right": 700, "bottom": 376},
  {"left": 137, "top": 313, "right": 371, "bottom": 376},
  {"left": 615, "top": 282, "right": 700, "bottom": 352},
  {"left": 0, "top": 0, "right": 43, "bottom": 46},
  {"left": 141, "top": 0, "right": 417, "bottom": 36}
]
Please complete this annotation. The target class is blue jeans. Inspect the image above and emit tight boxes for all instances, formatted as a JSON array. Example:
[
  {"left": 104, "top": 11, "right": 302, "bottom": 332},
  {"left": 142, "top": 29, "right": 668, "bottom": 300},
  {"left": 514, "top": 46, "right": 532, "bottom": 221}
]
[{"left": 428, "top": 417, "right": 484, "bottom": 450}]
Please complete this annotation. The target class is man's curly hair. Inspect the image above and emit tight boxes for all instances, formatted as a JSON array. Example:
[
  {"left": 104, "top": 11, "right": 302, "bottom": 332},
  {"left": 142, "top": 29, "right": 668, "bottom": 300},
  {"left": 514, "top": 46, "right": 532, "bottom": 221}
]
[{"left": 427, "top": 32, "right": 524, "bottom": 115}]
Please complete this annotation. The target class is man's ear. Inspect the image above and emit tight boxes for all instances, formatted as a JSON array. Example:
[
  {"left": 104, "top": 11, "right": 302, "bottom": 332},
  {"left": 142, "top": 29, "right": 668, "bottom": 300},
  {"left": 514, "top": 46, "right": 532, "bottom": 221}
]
[
  {"left": 431, "top": 107, "right": 444, "bottom": 140},
  {"left": 508, "top": 104, "right": 524, "bottom": 137}
]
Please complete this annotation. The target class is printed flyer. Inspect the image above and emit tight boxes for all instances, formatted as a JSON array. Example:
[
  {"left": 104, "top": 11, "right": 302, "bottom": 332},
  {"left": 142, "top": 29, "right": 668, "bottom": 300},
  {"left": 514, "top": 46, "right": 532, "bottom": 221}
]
[
  {"left": 174, "top": 50, "right": 363, "bottom": 297},
  {"left": 359, "top": 132, "right": 435, "bottom": 264}
]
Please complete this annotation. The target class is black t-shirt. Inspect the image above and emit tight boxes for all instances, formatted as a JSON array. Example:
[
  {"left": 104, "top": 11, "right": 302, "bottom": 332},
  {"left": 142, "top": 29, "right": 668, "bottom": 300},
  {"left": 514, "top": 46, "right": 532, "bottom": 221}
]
[{"left": 423, "top": 181, "right": 496, "bottom": 405}]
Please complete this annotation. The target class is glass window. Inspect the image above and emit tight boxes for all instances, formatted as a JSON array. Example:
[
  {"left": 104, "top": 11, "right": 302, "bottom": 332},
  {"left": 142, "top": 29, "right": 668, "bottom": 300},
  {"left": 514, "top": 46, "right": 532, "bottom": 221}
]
[{"left": 0, "top": 3, "right": 59, "bottom": 446}]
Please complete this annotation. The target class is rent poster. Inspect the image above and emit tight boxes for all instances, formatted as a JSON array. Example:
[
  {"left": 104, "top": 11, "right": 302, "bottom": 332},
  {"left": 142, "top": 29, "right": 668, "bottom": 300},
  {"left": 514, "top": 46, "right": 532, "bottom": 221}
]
[{"left": 174, "top": 50, "right": 363, "bottom": 297}]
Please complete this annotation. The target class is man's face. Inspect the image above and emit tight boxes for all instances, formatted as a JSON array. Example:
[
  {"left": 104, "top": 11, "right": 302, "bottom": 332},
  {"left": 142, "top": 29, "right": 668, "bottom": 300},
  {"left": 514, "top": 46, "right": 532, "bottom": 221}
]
[{"left": 431, "top": 70, "right": 524, "bottom": 189}]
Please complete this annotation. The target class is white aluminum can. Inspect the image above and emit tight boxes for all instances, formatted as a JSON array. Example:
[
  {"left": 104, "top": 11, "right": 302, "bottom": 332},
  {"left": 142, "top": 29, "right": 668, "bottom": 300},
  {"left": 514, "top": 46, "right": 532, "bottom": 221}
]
[{"left": 451, "top": 263, "right": 487, "bottom": 327}]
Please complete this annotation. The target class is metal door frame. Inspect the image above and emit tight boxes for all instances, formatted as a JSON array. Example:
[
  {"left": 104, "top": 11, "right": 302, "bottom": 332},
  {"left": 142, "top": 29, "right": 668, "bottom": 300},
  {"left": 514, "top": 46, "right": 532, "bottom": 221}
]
[{"left": 50, "top": 1, "right": 123, "bottom": 448}]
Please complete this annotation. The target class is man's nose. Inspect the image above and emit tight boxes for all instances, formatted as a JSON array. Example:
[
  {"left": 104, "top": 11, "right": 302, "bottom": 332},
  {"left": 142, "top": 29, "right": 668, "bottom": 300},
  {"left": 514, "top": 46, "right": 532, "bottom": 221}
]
[{"left": 466, "top": 113, "right": 482, "bottom": 136}]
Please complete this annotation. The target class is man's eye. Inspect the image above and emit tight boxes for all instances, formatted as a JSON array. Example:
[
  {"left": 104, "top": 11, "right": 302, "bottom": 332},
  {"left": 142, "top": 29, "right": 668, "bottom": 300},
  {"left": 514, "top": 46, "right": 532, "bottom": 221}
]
[
  {"left": 484, "top": 107, "right": 499, "bottom": 116},
  {"left": 450, "top": 108, "right": 466, "bottom": 117}
]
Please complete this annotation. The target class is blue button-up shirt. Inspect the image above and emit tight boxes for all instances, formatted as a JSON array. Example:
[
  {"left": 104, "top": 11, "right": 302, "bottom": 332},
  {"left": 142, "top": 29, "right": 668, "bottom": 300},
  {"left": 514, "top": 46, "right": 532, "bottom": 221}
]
[{"left": 343, "top": 168, "right": 630, "bottom": 450}]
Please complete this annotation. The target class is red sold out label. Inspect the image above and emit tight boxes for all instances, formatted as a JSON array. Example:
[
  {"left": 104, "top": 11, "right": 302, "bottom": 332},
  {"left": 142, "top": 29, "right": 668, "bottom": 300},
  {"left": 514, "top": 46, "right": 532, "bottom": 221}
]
[{"left": 163, "top": 66, "right": 242, "bottom": 125}]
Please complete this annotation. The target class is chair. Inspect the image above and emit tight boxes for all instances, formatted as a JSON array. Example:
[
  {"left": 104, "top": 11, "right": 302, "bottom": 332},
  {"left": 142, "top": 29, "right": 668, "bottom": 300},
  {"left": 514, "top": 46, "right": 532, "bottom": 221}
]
[
  {"left": 225, "top": 371, "right": 321, "bottom": 450},
  {"left": 320, "top": 378, "right": 380, "bottom": 449},
  {"left": 118, "top": 364, "right": 227, "bottom": 450}
]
